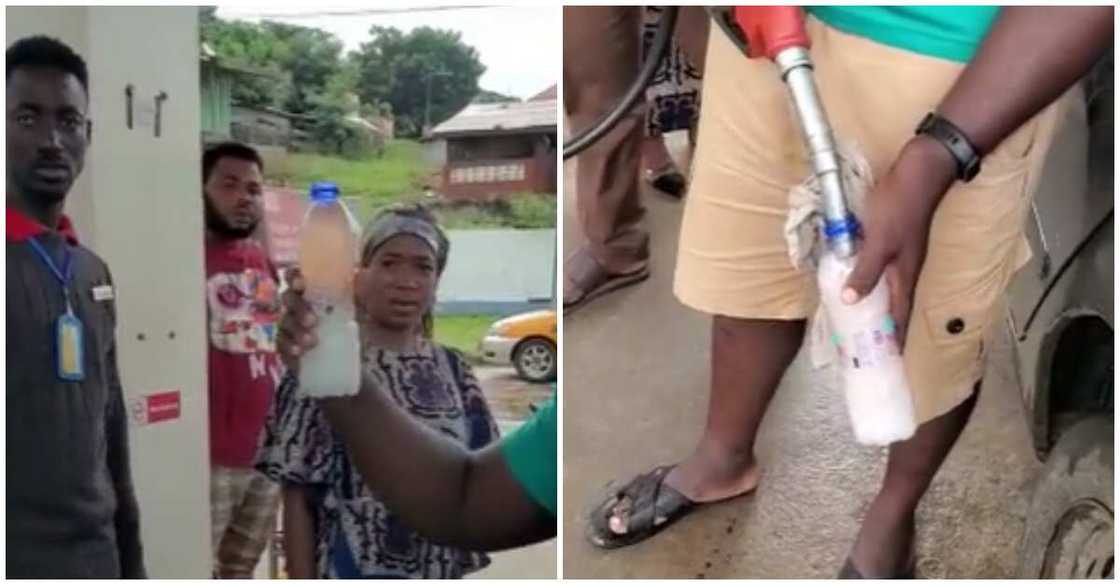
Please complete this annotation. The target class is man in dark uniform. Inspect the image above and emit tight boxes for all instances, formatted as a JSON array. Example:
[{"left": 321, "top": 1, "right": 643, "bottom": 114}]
[{"left": 6, "top": 35, "right": 145, "bottom": 578}]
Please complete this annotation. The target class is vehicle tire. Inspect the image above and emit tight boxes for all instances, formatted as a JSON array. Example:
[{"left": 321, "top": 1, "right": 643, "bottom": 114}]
[
  {"left": 1019, "top": 416, "right": 1114, "bottom": 578},
  {"left": 513, "top": 338, "right": 556, "bottom": 383}
]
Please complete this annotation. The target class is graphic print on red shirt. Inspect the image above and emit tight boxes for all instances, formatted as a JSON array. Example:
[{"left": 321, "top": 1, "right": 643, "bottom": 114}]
[{"left": 206, "top": 238, "right": 283, "bottom": 468}]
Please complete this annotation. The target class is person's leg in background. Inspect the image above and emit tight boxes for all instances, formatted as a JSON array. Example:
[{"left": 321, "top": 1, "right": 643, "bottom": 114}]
[
  {"left": 214, "top": 469, "right": 281, "bottom": 578},
  {"left": 640, "top": 7, "right": 710, "bottom": 198},
  {"left": 676, "top": 6, "right": 710, "bottom": 151},
  {"left": 210, "top": 466, "right": 245, "bottom": 578},
  {"left": 563, "top": 6, "right": 649, "bottom": 312}
]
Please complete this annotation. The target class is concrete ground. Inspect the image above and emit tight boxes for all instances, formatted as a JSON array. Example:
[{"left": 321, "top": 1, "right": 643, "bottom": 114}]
[{"left": 562, "top": 135, "right": 1044, "bottom": 578}]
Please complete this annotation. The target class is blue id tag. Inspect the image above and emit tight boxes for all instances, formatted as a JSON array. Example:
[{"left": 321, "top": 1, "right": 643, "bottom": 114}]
[{"left": 56, "top": 309, "right": 85, "bottom": 381}]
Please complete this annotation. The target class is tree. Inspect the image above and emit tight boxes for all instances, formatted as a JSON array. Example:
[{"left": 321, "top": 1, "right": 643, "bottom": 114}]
[
  {"left": 260, "top": 22, "right": 345, "bottom": 115},
  {"left": 351, "top": 25, "right": 486, "bottom": 137},
  {"left": 307, "top": 64, "right": 369, "bottom": 158},
  {"left": 200, "top": 9, "right": 292, "bottom": 109},
  {"left": 199, "top": 11, "right": 345, "bottom": 115}
]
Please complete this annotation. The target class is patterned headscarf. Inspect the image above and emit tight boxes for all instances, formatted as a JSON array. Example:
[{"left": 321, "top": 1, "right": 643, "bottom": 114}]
[
  {"left": 357, "top": 204, "right": 450, "bottom": 337},
  {"left": 359, "top": 206, "right": 449, "bottom": 274}
]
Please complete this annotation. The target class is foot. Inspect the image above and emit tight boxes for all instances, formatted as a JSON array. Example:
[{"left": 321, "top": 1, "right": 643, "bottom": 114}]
[
  {"left": 645, "top": 165, "right": 687, "bottom": 198},
  {"left": 563, "top": 246, "right": 649, "bottom": 313},
  {"left": 642, "top": 135, "right": 687, "bottom": 198},
  {"left": 606, "top": 443, "right": 762, "bottom": 535},
  {"left": 846, "top": 499, "right": 916, "bottom": 578},
  {"left": 664, "top": 442, "right": 763, "bottom": 504}
]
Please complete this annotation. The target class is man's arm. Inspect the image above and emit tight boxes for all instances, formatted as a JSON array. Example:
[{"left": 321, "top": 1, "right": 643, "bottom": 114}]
[
  {"left": 106, "top": 339, "right": 146, "bottom": 578},
  {"left": 277, "top": 268, "right": 555, "bottom": 551},
  {"left": 844, "top": 6, "right": 1114, "bottom": 330},
  {"left": 940, "top": 7, "right": 1114, "bottom": 157},
  {"left": 318, "top": 384, "right": 555, "bottom": 552}
]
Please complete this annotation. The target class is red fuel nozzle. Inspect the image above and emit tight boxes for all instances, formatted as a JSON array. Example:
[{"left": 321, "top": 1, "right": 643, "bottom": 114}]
[{"left": 733, "top": 6, "right": 810, "bottom": 61}]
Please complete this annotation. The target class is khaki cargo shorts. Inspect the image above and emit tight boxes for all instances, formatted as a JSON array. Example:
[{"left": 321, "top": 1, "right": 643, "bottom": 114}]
[{"left": 674, "top": 17, "right": 1069, "bottom": 424}]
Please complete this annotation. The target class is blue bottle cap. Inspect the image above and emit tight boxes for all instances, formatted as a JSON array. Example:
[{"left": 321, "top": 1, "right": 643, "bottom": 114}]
[{"left": 309, "top": 181, "right": 340, "bottom": 202}]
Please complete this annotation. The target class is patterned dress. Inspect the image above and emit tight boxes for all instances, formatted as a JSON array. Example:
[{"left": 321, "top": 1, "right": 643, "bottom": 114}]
[
  {"left": 255, "top": 340, "right": 499, "bottom": 578},
  {"left": 642, "top": 6, "right": 703, "bottom": 137}
]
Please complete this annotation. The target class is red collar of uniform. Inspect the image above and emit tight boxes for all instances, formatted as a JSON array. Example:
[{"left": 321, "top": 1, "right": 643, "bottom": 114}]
[{"left": 6, "top": 206, "right": 80, "bottom": 245}]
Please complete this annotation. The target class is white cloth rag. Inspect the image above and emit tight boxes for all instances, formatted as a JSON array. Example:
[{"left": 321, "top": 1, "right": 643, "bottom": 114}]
[{"left": 782, "top": 144, "right": 873, "bottom": 369}]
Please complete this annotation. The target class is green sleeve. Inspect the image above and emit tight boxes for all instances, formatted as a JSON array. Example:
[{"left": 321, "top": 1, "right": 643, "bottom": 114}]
[{"left": 500, "top": 395, "right": 557, "bottom": 517}]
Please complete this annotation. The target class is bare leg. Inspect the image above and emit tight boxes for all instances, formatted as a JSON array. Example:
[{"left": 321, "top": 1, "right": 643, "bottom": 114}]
[
  {"left": 663, "top": 316, "right": 806, "bottom": 500},
  {"left": 608, "top": 316, "right": 805, "bottom": 534},
  {"left": 641, "top": 133, "right": 687, "bottom": 198},
  {"left": 608, "top": 317, "right": 804, "bottom": 535},
  {"left": 848, "top": 385, "right": 981, "bottom": 577}
]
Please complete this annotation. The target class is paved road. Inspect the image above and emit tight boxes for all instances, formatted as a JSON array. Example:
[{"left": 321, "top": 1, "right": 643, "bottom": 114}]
[
  {"left": 474, "top": 365, "right": 554, "bottom": 434},
  {"left": 561, "top": 136, "right": 1044, "bottom": 578}
]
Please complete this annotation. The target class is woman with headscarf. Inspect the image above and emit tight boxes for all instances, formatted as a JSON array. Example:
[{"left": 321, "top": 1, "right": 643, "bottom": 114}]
[
  {"left": 640, "top": 5, "right": 708, "bottom": 198},
  {"left": 255, "top": 204, "right": 499, "bottom": 579}
]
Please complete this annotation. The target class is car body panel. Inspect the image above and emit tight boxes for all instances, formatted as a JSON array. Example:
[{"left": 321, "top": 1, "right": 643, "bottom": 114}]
[
  {"left": 479, "top": 310, "right": 557, "bottom": 367},
  {"left": 1005, "top": 56, "right": 1114, "bottom": 456}
]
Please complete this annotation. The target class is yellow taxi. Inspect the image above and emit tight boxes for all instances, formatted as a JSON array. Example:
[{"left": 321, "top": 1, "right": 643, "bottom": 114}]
[{"left": 480, "top": 310, "right": 557, "bottom": 382}]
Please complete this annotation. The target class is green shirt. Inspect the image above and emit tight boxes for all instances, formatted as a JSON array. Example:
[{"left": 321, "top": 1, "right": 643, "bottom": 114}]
[
  {"left": 805, "top": 6, "right": 1001, "bottom": 63},
  {"left": 501, "top": 395, "right": 557, "bottom": 517}
]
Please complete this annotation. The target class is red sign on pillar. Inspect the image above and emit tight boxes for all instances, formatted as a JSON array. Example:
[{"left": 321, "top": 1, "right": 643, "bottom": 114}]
[{"left": 145, "top": 391, "right": 181, "bottom": 424}]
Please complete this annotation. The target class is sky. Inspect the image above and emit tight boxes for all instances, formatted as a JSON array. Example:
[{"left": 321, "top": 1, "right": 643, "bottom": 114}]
[{"left": 214, "top": 5, "right": 560, "bottom": 100}]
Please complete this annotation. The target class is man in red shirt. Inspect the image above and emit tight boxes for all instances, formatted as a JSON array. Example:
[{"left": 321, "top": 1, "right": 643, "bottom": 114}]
[{"left": 203, "top": 142, "right": 283, "bottom": 578}]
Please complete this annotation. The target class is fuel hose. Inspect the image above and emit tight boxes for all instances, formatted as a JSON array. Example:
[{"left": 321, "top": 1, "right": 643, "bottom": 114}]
[{"left": 562, "top": 6, "right": 678, "bottom": 160}]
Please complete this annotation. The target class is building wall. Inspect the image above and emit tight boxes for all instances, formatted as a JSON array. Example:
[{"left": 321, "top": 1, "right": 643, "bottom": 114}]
[
  {"left": 423, "top": 138, "right": 448, "bottom": 167},
  {"left": 439, "top": 130, "right": 556, "bottom": 199},
  {"left": 8, "top": 7, "right": 211, "bottom": 578},
  {"left": 448, "top": 133, "right": 538, "bottom": 161},
  {"left": 441, "top": 156, "right": 554, "bottom": 199},
  {"left": 231, "top": 106, "right": 291, "bottom": 148},
  {"left": 200, "top": 63, "right": 232, "bottom": 138},
  {"left": 435, "top": 229, "right": 556, "bottom": 315}
]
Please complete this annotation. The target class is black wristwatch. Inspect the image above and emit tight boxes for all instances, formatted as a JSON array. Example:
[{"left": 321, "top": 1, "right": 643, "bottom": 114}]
[{"left": 915, "top": 112, "right": 982, "bottom": 182}]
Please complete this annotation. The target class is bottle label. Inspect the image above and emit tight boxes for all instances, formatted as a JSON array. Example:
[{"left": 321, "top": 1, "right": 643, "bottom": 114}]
[{"left": 834, "top": 316, "right": 900, "bottom": 370}]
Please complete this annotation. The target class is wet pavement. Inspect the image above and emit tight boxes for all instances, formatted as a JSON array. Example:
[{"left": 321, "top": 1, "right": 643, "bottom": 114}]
[
  {"left": 561, "top": 135, "right": 1044, "bottom": 578},
  {"left": 475, "top": 365, "right": 555, "bottom": 433},
  {"left": 472, "top": 365, "right": 558, "bottom": 579}
]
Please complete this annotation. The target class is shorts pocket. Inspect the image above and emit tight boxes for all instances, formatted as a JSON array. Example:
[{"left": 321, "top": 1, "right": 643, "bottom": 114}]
[
  {"left": 922, "top": 262, "right": 1005, "bottom": 342},
  {"left": 920, "top": 286, "right": 994, "bottom": 384}
]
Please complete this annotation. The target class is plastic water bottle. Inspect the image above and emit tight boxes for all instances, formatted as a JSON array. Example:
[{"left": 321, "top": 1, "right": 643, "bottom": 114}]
[
  {"left": 297, "top": 181, "right": 361, "bottom": 398},
  {"left": 816, "top": 251, "right": 916, "bottom": 445}
]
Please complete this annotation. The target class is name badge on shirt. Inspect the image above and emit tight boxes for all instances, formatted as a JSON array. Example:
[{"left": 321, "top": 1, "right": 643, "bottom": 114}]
[
  {"left": 57, "top": 311, "right": 86, "bottom": 381},
  {"left": 91, "top": 284, "right": 114, "bottom": 302}
]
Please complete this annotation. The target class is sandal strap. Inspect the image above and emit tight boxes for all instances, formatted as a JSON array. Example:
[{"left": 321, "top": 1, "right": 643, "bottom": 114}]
[
  {"left": 614, "top": 466, "right": 693, "bottom": 534},
  {"left": 564, "top": 249, "right": 608, "bottom": 294}
]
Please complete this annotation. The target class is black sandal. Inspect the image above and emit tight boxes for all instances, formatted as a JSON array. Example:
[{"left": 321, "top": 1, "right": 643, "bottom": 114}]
[
  {"left": 587, "top": 465, "right": 698, "bottom": 549},
  {"left": 563, "top": 248, "right": 650, "bottom": 315},
  {"left": 645, "top": 166, "right": 687, "bottom": 198}
]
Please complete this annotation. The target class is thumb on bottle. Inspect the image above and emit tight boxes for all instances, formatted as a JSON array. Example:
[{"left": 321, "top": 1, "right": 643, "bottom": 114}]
[{"left": 842, "top": 245, "right": 888, "bottom": 305}]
